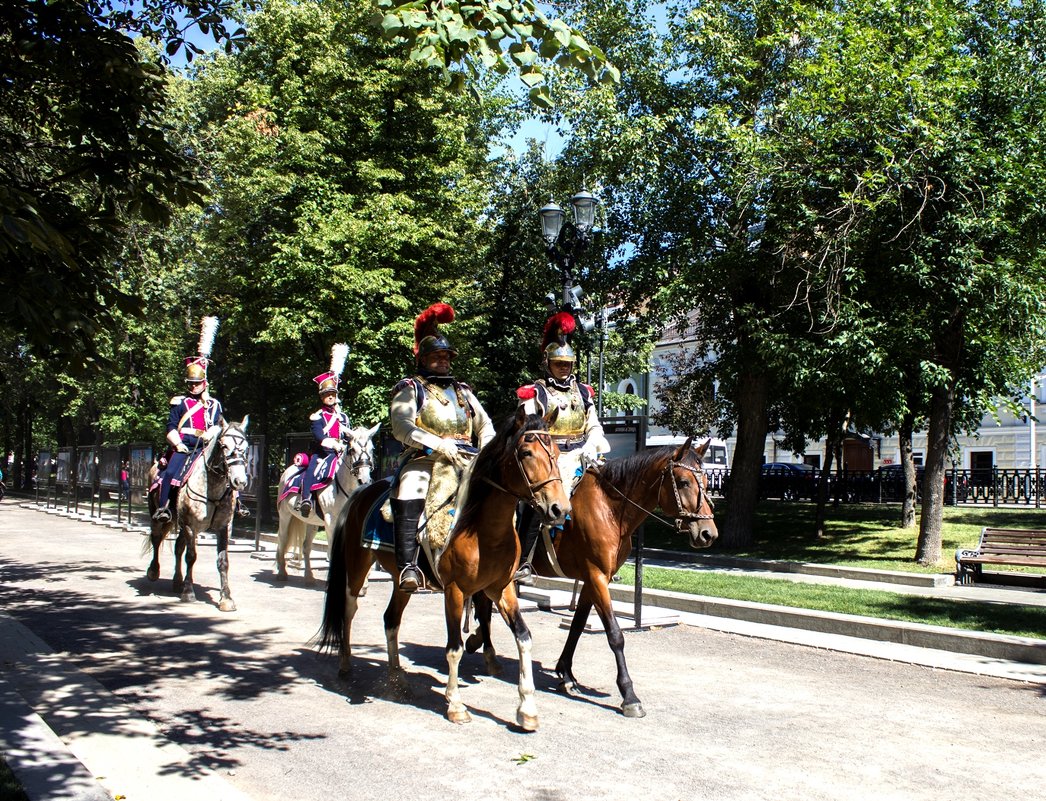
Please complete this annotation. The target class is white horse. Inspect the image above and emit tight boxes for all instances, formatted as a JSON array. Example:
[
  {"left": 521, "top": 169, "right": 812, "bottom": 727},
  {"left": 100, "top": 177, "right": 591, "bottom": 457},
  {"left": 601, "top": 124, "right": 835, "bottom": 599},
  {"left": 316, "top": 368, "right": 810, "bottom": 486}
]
[
  {"left": 145, "top": 417, "right": 251, "bottom": 612},
  {"left": 275, "top": 423, "right": 379, "bottom": 584}
]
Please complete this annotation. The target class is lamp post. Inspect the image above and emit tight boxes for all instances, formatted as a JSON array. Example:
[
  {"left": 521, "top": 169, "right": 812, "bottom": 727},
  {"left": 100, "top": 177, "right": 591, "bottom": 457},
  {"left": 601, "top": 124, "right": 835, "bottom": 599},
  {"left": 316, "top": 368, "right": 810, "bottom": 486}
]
[{"left": 539, "top": 190, "right": 597, "bottom": 311}]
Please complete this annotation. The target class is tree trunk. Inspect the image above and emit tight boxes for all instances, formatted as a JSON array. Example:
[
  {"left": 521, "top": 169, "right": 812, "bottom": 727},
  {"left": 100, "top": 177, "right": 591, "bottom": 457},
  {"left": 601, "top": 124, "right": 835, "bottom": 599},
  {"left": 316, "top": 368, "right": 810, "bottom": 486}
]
[
  {"left": 814, "top": 408, "right": 843, "bottom": 539},
  {"left": 721, "top": 366, "right": 770, "bottom": 547},
  {"left": 898, "top": 413, "right": 916, "bottom": 529},
  {"left": 916, "top": 380, "right": 955, "bottom": 565}
]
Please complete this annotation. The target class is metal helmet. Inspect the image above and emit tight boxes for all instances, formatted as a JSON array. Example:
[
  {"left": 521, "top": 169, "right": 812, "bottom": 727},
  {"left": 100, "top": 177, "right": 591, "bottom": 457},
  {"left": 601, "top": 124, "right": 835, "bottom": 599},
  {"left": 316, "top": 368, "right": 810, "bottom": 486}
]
[
  {"left": 541, "top": 311, "right": 577, "bottom": 367},
  {"left": 414, "top": 302, "right": 458, "bottom": 363},
  {"left": 185, "top": 357, "right": 208, "bottom": 384},
  {"left": 185, "top": 316, "right": 219, "bottom": 385}
]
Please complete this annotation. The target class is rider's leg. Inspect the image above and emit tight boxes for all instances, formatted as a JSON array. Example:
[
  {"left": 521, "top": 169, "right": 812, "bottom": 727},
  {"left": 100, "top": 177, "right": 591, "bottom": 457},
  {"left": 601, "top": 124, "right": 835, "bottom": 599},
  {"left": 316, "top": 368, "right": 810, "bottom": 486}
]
[
  {"left": 392, "top": 499, "right": 425, "bottom": 593},
  {"left": 299, "top": 459, "right": 318, "bottom": 517},
  {"left": 153, "top": 453, "right": 185, "bottom": 522},
  {"left": 513, "top": 503, "right": 541, "bottom": 583},
  {"left": 392, "top": 462, "right": 429, "bottom": 593}
]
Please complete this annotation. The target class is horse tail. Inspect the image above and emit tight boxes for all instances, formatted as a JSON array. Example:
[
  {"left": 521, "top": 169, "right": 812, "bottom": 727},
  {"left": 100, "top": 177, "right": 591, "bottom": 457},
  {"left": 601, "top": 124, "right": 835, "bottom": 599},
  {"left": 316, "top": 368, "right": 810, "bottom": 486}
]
[{"left": 316, "top": 496, "right": 351, "bottom": 653}]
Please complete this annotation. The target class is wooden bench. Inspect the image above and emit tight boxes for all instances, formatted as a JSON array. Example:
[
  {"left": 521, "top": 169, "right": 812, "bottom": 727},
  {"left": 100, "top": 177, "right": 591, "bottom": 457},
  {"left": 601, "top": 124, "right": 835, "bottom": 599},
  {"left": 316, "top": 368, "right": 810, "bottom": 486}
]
[{"left": 955, "top": 527, "right": 1046, "bottom": 585}]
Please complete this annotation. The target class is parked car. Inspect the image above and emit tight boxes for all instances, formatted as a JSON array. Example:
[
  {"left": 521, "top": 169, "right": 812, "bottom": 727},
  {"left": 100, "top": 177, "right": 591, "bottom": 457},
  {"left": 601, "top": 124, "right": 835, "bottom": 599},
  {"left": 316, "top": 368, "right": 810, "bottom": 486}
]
[
  {"left": 875, "top": 464, "right": 967, "bottom": 503},
  {"left": 760, "top": 462, "right": 821, "bottom": 501}
]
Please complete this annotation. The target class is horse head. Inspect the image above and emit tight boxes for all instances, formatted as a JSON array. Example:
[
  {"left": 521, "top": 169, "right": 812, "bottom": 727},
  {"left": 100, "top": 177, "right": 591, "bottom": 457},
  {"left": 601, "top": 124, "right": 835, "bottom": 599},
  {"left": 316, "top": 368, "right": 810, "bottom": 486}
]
[
  {"left": 343, "top": 422, "right": 380, "bottom": 486},
  {"left": 662, "top": 437, "right": 718, "bottom": 549},
  {"left": 508, "top": 406, "right": 570, "bottom": 526},
  {"left": 218, "top": 416, "right": 250, "bottom": 492}
]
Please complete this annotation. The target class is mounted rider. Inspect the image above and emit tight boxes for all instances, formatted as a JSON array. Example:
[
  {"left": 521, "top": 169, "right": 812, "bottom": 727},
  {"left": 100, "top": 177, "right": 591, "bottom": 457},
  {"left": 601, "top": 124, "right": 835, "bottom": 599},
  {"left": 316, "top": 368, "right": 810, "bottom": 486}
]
[
  {"left": 153, "top": 316, "right": 224, "bottom": 523},
  {"left": 513, "top": 311, "right": 610, "bottom": 582},
  {"left": 389, "top": 302, "right": 495, "bottom": 593},
  {"left": 298, "top": 343, "right": 352, "bottom": 519}
]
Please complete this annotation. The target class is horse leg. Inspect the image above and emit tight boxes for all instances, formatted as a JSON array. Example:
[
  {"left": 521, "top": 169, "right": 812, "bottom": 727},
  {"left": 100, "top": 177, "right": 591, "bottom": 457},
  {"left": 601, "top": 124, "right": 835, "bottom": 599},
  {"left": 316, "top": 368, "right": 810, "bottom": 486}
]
[
  {"left": 465, "top": 592, "right": 501, "bottom": 676},
  {"left": 444, "top": 583, "right": 471, "bottom": 725},
  {"left": 216, "top": 517, "right": 236, "bottom": 612},
  {"left": 179, "top": 528, "right": 198, "bottom": 604},
  {"left": 275, "top": 504, "right": 295, "bottom": 581},
  {"left": 556, "top": 595, "right": 593, "bottom": 697},
  {"left": 587, "top": 579, "right": 644, "bottom": 718},
  {"left": 146, "top": 521, "right": 165, "bottom": 582},
  {"left": 494, "top": 583, "right": 538, "bottom": 732},
  {"left": 172, "top": 529, "right": 186, "bottom": 594},
  {"left": 382, "top": 576, "right": 413, "bottom": 699}
]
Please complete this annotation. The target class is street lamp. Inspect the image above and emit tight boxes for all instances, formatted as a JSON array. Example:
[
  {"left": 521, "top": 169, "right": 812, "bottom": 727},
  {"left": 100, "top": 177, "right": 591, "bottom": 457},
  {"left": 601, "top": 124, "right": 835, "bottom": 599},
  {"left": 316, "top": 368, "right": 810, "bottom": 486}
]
[{"left": 539, "top": 189, "right": 598, "bottom": 309}]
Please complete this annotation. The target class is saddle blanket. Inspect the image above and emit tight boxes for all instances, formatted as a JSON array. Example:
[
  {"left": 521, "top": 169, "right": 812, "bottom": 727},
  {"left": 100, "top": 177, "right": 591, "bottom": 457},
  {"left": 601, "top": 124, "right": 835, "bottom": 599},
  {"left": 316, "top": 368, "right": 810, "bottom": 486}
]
[
  {"left": 361, "top": 487, "right": 394, "bottom": 552},
  {"left": 149, "top": 449, "right": 206, "bottom": 493},
  {"left": 277, "top": 453, "right": 339, "bottom": 503}
]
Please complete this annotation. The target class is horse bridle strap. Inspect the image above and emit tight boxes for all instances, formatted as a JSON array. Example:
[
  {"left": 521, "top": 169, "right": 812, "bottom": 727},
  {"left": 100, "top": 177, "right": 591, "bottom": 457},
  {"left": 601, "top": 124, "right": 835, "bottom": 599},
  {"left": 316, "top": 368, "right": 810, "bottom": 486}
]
[
  {"left": 483, "top": 429, "right": 562, "bottom": 507},
  {"left": 594, "top": 458, "right": 714, "bottom": 531}
]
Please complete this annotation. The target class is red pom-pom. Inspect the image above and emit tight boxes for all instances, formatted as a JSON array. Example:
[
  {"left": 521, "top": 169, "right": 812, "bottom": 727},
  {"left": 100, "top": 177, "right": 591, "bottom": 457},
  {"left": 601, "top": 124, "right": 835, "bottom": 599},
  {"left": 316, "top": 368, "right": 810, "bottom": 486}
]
[
  {"left": 541, "top": 311, "right": 577, "bottom": 351},
  {"left": 516, "top": 385, "right": 537, "bottom": 400}
]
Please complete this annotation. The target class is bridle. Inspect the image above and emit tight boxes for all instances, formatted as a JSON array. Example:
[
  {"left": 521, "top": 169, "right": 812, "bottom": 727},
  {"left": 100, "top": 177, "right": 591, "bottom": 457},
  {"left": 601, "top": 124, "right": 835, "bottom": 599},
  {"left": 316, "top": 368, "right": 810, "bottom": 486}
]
[
  {"left": 186, "top": 424, "right": 248, "bottom": 506},
  {"left": 334, "top": 436, "right": 374, "bottom": 496},
  {"left": 483, "top": 429, "right": 563, "bottom": 508},
  {"left": 598, "top": 456, "right": 715, "bottom": 532}
]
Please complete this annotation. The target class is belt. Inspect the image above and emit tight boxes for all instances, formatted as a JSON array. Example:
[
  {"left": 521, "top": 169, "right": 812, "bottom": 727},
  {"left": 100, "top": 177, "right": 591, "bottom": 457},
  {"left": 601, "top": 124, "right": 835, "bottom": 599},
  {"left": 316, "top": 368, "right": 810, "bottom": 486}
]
[{"left": 181, "top": 428, "right": 206, "bottom": 436}]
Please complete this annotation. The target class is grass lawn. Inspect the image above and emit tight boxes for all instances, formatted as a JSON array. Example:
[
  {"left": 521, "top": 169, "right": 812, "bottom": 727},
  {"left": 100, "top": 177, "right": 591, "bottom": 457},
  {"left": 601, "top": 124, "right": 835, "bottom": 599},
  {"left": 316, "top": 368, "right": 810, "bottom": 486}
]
[
  {"left": 613, "top": 564, "right": 1046, "bottom": 640},
  {"left": 642, "top": 500, "right": 1046, "bottom": 574}
]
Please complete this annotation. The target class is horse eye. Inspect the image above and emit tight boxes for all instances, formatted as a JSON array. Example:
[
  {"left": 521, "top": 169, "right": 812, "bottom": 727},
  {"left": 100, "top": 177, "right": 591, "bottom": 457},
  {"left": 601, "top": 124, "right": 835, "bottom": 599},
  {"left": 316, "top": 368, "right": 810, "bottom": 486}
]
[{"left": 677, "top": 479, "right": 690, "bottom": 489}]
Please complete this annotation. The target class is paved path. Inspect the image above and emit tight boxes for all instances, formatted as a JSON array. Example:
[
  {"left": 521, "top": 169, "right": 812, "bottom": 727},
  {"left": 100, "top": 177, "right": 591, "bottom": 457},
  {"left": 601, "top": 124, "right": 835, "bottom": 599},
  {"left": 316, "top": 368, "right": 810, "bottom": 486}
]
[{"left": 1, "top": 503, "right": 1044, "bottom": 801}]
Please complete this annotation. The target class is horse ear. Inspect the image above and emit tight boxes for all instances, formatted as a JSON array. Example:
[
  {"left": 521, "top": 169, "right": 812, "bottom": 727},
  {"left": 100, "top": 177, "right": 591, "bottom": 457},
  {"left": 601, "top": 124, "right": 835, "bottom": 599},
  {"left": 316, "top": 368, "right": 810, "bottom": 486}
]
[
  {"left": 546, "top": 403, "right": 559, "bottom": 427},
  {"left": 514, "top": 404, "right": 528, "bottom": 429},
  {"left": 693, "top": 438, "right": 710, "bottom": 461},
  {"left": 367, "top": 422, "right": 381, "bottom": 441},
  {"left": 672, "top": 437, "right": 693, "bottom": 461},
  {"left": 240, "top": 414, "right": 249, "bottom": 433}
]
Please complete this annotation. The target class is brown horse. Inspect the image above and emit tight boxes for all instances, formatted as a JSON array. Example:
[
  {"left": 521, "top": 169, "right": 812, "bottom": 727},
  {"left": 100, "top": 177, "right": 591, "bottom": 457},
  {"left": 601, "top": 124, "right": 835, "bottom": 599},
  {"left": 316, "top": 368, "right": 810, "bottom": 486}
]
[
  {"left": 469, "top": 438, "right": 717, "bottom": 718},
  {"left": 319, "top": 408, "right": 570, "bottom": 730}
]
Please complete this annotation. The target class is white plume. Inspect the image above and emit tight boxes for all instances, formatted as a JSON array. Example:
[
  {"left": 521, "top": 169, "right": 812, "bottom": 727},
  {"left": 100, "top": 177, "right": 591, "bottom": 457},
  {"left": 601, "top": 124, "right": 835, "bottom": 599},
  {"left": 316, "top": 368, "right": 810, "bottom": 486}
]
[
  {"left": 330, "top": 342, "right": 349, "bottom": 378},
  {"left": 197, "top": 316, "right": 219, "bottom": 358}
]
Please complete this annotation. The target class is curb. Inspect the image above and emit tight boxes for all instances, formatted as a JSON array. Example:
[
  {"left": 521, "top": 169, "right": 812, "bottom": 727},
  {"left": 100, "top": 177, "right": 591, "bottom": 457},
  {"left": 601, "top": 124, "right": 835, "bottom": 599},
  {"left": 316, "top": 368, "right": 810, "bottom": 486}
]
[
  {"left": 643, "top": 548, "right": 955, "bottom": 587},
  {"left": 529, "top": 576, "right": 1046, "bottom": 666}
]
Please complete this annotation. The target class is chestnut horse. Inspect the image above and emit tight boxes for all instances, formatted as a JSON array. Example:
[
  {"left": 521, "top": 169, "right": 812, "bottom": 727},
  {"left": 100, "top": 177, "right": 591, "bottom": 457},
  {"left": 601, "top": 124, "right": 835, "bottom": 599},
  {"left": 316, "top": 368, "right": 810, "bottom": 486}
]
[
  {"left": 469, "top": 438, "right": 717, "bottom": 717},
  {"left": 318, "top": 408, "right": 570, "bottom": 730}
]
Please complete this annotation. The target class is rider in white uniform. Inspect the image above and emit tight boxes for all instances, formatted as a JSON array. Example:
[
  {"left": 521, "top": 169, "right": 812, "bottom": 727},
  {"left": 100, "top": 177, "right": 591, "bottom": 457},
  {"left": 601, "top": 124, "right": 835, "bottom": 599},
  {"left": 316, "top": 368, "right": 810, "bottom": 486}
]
[
  {"left": 513, "top": 311, "right": 610, "bottom": 582},
  {"left": 389, "top": 302, "right": 495, "bottom": 593}
]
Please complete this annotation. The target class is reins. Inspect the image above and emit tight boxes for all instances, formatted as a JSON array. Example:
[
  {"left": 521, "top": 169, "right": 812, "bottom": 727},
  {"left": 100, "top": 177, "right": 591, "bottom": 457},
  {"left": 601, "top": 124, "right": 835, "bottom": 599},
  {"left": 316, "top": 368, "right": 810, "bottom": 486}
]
[
  {"left": 183, "top": 427, "right": 248, "bottom": 515},
  {"left": 593, "top": 456, "right": 715, "bottom": 532},
  {"left": 482, "top": 429, "right": 562, "bottom": 508}
]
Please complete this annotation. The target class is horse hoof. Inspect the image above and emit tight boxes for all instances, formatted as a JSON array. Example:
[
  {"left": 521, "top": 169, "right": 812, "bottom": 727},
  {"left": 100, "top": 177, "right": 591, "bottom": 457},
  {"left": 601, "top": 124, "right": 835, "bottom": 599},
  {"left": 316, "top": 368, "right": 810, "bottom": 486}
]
[
  {"left": 146, "top": 567, "right": 159, "bottom": 582},
  {"left": 179, "top": 591, "right": 195, "bottom": 603},
  {"left": 219, "top": 598, "right": 236, "bottom": 612},
  {"left": 447, "top": 708, "right": 472, "bottom": 725},
  {"left": 622, "top": 702, "right": 646, "bottom": 718},
  {"left": 304, "top": 574, "right": 316, "bottom": 586},
  {"left": 275, "top": 571, "right": 288, "bottom": 582},
  {"left": 517, "top": 712, "right": 539, "bottom": 732},
  {"left": 484, "top": 657, "right": 503, "bottom": 677},
  {"left": 465, "top": 633, "right": 483, "bottom": 653},
  {"left": 559, "top": 681, "right": 581, "bottom": 698}
]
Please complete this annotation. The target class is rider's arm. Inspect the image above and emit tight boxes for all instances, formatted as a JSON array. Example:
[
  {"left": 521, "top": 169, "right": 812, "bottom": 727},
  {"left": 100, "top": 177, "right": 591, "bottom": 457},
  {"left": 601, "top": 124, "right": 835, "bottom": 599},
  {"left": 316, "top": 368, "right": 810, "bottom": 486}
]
[
  {"left": 166, "top": 398, "right": 186, "bottom": 448},
  {"left": 581, "top": 401, "right": 610, "bottom": 457},
  {"left": 469, "top": 391, "right": 496, "bottom": 448}
]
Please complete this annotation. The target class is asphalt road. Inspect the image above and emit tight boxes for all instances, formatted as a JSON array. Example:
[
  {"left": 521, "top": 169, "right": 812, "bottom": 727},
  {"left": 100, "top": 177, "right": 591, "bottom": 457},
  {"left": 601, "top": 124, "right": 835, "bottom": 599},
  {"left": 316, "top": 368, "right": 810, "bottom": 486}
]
[{"left": 1, "top": 504, "right": 1044, "bottom": 801}]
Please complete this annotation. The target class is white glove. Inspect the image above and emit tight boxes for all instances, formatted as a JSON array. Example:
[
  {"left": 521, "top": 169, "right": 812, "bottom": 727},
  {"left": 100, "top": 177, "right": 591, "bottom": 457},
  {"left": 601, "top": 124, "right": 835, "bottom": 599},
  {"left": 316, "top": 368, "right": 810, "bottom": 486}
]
[
  {"left": 322, "top": 437, "right": 343, "bottom": 453},
  {"left": 176, "top": 443, "right": 190, "bottom": 454},
  {"left": 201, "top": 425, "right": 222, "bottom": 443},
  {"left": 580, "top": 446, "right": 604, "bottom": 469},
  {"left": 434, "top": 441, "right": 459, "bottom": 461}
]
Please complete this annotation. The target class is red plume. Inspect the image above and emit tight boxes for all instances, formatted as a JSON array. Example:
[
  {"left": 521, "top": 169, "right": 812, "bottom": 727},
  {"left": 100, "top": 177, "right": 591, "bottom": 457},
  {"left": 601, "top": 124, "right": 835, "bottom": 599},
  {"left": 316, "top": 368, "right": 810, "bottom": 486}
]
[
  {"left": 541, "top": 311, "right": 577, "bottom": 352},
  {"left": 516, "top": 385, "right": 537, "bottom": 401},
  {"left": 413, "top": 302, "right": 455, "bottom": 355}
]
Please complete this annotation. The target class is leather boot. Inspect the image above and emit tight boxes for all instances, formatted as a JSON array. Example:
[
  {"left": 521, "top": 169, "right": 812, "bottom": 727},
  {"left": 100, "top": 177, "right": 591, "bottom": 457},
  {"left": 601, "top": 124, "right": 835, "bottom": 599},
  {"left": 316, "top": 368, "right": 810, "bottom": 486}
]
[
  {"left": 393, "top": 498, "right": 425, "bottom": 593},
  {"left": 153, "top": 477, "right": 173, "bottom": 522},
  {"left": 513, "top": 503, "right": 542, "bottom": 584}
]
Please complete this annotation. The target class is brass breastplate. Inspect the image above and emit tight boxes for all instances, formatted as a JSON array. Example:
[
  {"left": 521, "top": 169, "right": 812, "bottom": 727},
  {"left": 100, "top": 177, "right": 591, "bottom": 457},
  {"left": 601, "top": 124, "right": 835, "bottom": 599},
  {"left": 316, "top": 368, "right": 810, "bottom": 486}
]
[
  {"left": 544, "top": 382, "right": 586, "bottom": 439},
  {"left": 416, "top": 380, "right": 473, "bottom": 440}
]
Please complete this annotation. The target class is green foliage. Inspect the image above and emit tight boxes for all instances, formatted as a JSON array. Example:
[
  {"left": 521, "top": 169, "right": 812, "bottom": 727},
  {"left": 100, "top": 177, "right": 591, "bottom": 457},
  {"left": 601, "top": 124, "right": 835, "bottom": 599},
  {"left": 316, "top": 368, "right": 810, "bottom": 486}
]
[{"left": 372, "top": 0, "right": 619, "bottom": 108}]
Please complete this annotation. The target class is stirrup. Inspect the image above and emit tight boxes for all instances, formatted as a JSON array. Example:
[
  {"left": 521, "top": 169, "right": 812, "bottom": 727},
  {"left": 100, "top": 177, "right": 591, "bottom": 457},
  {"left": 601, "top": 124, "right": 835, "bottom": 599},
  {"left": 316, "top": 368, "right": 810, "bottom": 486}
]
[
  {"left": 398, "top": 565, "right": 423, "bottom": 594},
  {"left": 513, "top": 562, "right": 535, "bottom": 585},
  {"left": 236, "top": 503, "right": 251, "bottom": 518},
  {"left": 298, "top": 499, "right": 312, "bottom": 517},
  {"left": 152, "top": 506, "right": 171, "bottom": 523}
]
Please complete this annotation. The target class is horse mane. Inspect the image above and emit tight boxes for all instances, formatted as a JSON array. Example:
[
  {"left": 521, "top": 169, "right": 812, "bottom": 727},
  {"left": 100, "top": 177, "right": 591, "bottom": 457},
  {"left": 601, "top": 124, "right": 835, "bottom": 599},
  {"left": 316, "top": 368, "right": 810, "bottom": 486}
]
[
  {"left": 455, "top": 412, "right": 549, "bottom": 533},
  {"left": 594, "top": 445, "right": 704, "bottom": 497}
]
